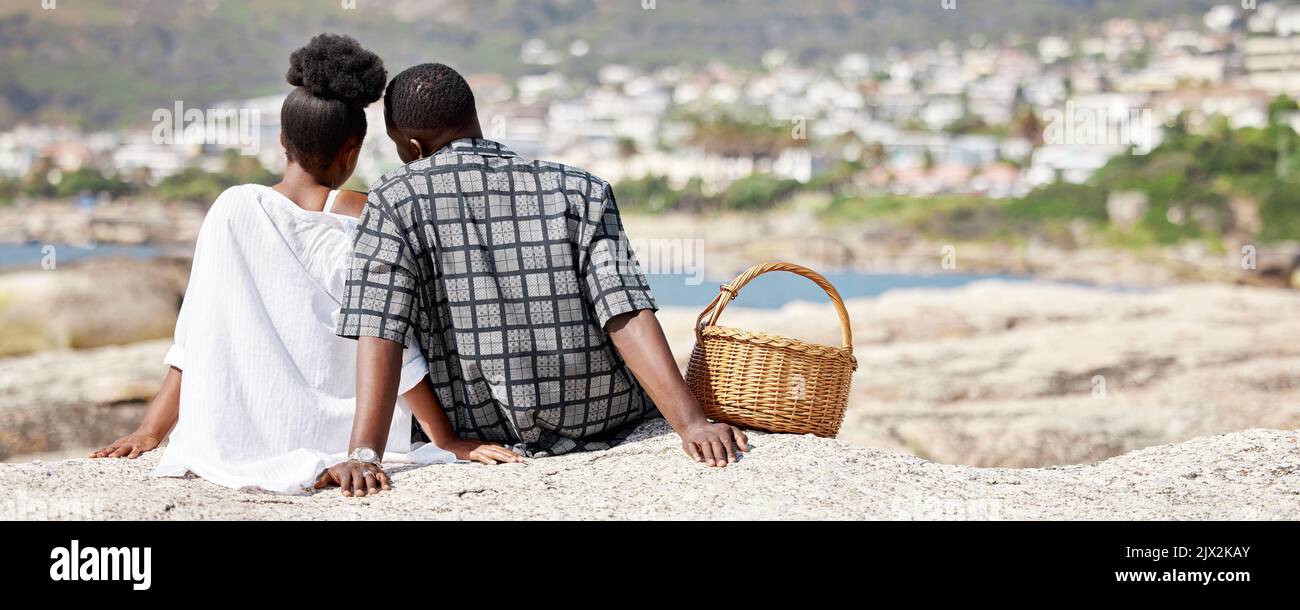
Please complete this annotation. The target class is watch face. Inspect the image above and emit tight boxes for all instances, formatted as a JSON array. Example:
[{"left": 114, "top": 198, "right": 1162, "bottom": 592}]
[{"left": 356, "top": 448, "right": 376, "bottom": 462}]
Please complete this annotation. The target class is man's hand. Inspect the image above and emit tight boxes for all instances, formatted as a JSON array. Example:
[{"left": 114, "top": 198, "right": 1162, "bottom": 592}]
[
  {"left": 91, "top": 430, "right": 162, "bottom": 459},
  {"left": 679, "top": 420, "right": 749, "bottom": 467},
  {"left": 330, "top": 335, "right": 405, "bottom": 498},
  {"left": 605, "top": 309, "right": 753, "bottom": 468},
  {"left": 442, "top": 439, "right": 525, "bottom": 465},
  {"left": 315, "top": 460, "right": 391, "bottom": 497}
]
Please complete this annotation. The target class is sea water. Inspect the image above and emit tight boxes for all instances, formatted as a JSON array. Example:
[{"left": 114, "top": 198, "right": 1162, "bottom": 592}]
[
  {"left": 0, "top": 243, "right": 164, "bottom": 269},
  {"left": 646, "top": 271, "right": 1039, "bottom": 309},
  {"left": 2, "top": 243, "right": 1082, "bottom": 310}
]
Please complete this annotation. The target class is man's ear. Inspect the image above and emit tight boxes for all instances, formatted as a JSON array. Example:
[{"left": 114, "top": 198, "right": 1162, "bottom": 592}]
[{"left": 411, "top": 138, "right": 426, "bottom": 159}]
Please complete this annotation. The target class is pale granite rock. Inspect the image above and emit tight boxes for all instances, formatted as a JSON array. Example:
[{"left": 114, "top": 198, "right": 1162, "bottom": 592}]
[
  {"left": 0, "top": 420, "right": 1296, "bottom": 520},
  {"left": 3, "top": 281, "right": 1298, "bottom": 469}
]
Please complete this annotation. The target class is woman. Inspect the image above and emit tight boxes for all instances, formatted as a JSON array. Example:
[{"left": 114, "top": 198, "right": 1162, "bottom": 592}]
[{"left": 92, "top": 34, "right": 521, "bottom": 495}]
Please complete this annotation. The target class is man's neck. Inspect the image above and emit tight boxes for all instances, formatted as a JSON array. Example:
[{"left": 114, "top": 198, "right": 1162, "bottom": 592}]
[{"left": 420, "top": 127, "right": 485, "bottom": 159}]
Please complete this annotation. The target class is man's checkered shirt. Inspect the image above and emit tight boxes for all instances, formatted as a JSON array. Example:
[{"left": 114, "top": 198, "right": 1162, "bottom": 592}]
[{"left": 336, "top": 138, "right": 659, "bottom": 456}]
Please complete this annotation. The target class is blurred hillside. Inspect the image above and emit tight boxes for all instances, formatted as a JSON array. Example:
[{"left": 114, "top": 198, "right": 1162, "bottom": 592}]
[{"left": 0, "top": 0, "right": 1232, "bottom": 128}]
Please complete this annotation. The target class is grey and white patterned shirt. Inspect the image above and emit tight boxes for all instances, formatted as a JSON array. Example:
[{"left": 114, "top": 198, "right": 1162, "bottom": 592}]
[{"left": 336, "top": 138, "right": 659, "bottom": 456}]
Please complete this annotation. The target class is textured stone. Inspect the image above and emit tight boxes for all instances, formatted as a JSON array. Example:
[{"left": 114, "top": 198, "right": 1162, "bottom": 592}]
[
  {"left": 0, "top": 340, "right": 164, "bottom": 459},
  {"left": 3, "top": 281, "right": 1299, "bottom": 468},
  {"left": 0, "top": 419, "right": 1296, "bottom": 520},
  {"left": 659, "top": 281, "right": 1300, "bottom": 467},
  {"left": 0, "top": 258, "right": 188, "bottom": 357}
]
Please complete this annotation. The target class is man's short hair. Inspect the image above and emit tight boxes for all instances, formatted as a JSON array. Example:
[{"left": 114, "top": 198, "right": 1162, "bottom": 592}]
[{"left": 384, "top": 63, "right": 478, "bottom": 134}]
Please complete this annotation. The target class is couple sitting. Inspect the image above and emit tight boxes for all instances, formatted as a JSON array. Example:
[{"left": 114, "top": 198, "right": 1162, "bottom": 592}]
[{"left": 92, "top": 34, "right": 747, "bottom": 496}]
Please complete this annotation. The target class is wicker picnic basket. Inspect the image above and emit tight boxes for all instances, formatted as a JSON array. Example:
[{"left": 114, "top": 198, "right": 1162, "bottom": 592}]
[{"left": 685, "top": 262, "right": 858, "bottom": 438}]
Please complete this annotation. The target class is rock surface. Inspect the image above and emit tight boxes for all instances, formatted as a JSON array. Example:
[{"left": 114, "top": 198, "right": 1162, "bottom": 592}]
[
  {"left": 0, "top": 340, "right": 164, "bottom": 459},
  {"left": 2, "top": 280, "right": 1298, "bottom": 519},
  {"left": 1, "top": 419, "right": 1297, "bottom": 520},
  {"left": 0, "top": 258, "right": 188, "bottom": 357},
  {"left": 0, "top": 201, "right": 205, "bottom": 247},
  {"left": 2, "top": 281, "right": 1298, "bottom": 468},
  {"left": 659, "top": 281, "right": 1300, "bottom": 467}
]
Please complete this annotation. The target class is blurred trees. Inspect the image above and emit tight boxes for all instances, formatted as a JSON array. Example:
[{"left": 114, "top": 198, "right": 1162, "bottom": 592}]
[
  {"left": 10, "top": 149, "right": 276, "bottom": 206},
  {"left": 151, "top": 150, "right": 275, "bottom": 205}
]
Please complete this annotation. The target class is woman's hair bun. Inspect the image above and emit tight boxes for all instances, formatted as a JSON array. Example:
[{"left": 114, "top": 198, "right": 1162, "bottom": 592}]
[{"left": 286, "top": 34, "right": 387, "bottom": 109}]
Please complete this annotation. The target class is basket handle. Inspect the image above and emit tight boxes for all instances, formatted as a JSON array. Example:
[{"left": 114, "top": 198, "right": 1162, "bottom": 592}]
[{"left": 694, "top": 262, "right": 854, "bottom": 349}]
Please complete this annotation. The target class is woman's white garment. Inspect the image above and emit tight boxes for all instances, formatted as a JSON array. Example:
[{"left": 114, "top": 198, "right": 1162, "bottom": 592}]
[{"left": 153, "top": 184, "right": 455, "bottom": 494}]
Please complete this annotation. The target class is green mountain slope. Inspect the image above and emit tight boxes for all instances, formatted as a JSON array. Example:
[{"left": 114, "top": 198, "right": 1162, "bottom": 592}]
[{"left": 0, "top": 0, "right": 1252, "bottom": 128}]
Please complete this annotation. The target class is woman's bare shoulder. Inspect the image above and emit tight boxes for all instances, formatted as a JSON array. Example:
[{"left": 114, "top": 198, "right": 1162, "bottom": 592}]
[{"left": 332, "top": 190, "right": 369, "bottom": 218}]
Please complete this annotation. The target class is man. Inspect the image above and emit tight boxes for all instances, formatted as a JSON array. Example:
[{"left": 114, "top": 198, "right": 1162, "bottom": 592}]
[{"left": 320, "top": 63, "right": 748, "bottom": 496}]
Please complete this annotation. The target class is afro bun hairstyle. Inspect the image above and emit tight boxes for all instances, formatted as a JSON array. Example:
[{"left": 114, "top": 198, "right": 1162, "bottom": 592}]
[
  {"left": 286, "top": 33, "right": 386, "bottom": 109},
  {"left": 280, "top": 34, "right": 386, "bottom": 174}
]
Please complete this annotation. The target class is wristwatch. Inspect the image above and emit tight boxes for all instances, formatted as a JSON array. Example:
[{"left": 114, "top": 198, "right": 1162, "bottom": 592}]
[{"left": 349, "top": 447, "right": 380, "bottom": 465}]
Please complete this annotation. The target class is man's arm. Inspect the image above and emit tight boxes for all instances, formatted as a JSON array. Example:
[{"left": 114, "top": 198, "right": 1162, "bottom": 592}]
[
  {"left": 315, "top": 336, "right": 404, "bottom": 497},
  {"left": 325, "top": 186, "right": 424, "bottom": 496},
  {"left": 349, "top": 336, "right": 405, "bottom": 459},
  {"left": 607, "top": 309, "right": 749, "bottom": 467}
]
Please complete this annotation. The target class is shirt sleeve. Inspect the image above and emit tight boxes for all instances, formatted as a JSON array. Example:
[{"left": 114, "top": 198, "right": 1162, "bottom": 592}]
[
  {"left": 581, "top": 184, "right": 658, "bottom": 328},
  {"left": 165, "top": 194, "right": 218, "bottom": 371},
  {"left": 335, "top": 188, "right": 420, "bottom": 346},
  {"left": 165, "top": 279, "right": 190, "bottom": 370}
]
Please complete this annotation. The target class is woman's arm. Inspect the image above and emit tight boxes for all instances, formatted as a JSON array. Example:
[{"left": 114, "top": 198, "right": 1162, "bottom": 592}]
[
  {"left": 402, "top": 375, "right": 522, "bottom": 465},
  {"left": 331, "top": 190, "right": 368, "bottom": 218},
  {"left": 91, "top": 366, "right": 182, "bottom": 459},
  {"left": 316, "top": 346, "right": 523, "bottom": 497}
]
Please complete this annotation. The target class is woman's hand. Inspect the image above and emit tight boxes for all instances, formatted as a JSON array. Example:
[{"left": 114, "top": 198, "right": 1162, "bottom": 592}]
[
  {"left": 442, "top": 439, "right": 525, "bottom": 465},
  {"left": 404, "top": 376, "right": 522, "bottom": 465},
  {"left": 90, "top": 430, "right": 162, "bottom": 459},
  {"left": 315, "top": 460, "right": 391, "bottom": 497}
]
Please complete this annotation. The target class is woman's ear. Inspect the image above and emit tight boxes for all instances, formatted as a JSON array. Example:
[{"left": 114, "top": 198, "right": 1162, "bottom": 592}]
[
  {"left": 346, "top": 143, "right": 362, "bottom": 168},
  {"left": 333, "top": 141, "right": 363, "bottom": 188}
]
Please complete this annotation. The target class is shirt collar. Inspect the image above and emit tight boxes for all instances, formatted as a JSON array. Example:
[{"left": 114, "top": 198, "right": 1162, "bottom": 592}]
[{"left": 437, "top": 137, "right": 518, "bottom": 158}]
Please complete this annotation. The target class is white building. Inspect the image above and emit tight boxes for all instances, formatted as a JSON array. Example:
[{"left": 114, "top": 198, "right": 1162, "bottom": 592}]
[
  {"left": 111, "top": 134, "right": 191, "bottom": 183},
  {"left": 1203, "top": 5, "right": 1238, "bottom": 33},
  {"left": 1028, "top": 145, "right": 1123, "bottom": 185}
]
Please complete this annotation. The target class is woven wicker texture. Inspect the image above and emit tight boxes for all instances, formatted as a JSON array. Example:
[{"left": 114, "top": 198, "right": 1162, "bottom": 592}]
[{"left": 685, "top": 262, "right": 858, "bottom": 437}]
